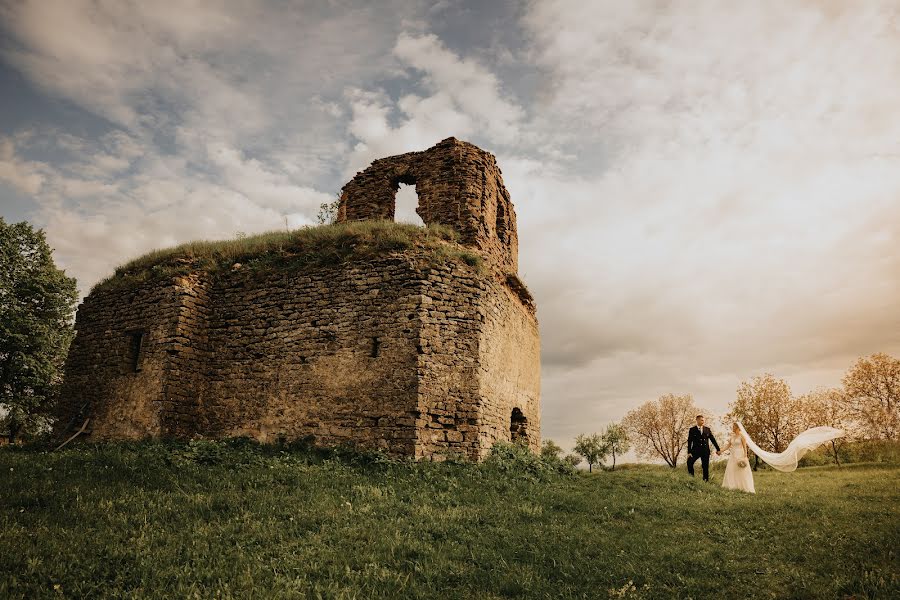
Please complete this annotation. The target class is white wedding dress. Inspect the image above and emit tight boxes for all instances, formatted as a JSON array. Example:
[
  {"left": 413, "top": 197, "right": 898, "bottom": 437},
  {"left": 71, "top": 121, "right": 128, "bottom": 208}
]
[
  {"left": 721, "top": 432, "right": 755, "bottom": 493},
  {"left": 721, "top": 423, "right": 845, "bottom": 494},
  {"left": 736, "top": 422, "right": 845, "bottom": 472}
]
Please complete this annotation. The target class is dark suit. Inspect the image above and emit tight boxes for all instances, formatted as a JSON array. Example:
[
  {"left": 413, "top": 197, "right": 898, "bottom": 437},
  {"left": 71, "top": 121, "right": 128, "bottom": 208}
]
[{"left": 687, "top": 425, "right": 720, "bottom": 481}]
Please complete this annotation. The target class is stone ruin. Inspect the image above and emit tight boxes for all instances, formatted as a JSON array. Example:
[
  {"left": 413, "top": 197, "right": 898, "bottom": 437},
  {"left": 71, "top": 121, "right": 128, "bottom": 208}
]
[{"left": 54, "top": 138, "right": 540, "bottom": 459}]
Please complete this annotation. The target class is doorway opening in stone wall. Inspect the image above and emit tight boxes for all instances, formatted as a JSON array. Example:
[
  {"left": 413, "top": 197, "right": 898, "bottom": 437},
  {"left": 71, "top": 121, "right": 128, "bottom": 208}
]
[
  {"left": 395, "top": 183, "right": 425, "bottom": 226},
  {"left": 510, "top": 407, "right": 528, "bottom": 444}
]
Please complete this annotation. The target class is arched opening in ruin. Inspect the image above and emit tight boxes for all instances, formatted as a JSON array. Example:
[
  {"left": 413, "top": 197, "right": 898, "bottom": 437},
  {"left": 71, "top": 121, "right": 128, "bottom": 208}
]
[
  {"left": 510, "top": 407, "right": 528, "bottom": 444},
  {"left": 394, "top": 179, "right": 425, "bottom": 226}
]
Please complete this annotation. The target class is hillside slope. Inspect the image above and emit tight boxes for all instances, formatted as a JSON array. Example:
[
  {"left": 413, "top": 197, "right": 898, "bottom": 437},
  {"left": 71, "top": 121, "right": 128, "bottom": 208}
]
[{"left": 1, "top": 442, "right": 897, "bottom": 599}]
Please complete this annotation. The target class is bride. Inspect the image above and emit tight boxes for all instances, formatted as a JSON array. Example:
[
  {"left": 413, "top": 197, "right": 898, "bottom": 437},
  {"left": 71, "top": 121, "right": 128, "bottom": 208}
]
[
  {"left": 721, "top": 422, "right": 844, "bottom": 493},
  {"left": 721, "top": 423, "right": 755, "bottom": 493}
]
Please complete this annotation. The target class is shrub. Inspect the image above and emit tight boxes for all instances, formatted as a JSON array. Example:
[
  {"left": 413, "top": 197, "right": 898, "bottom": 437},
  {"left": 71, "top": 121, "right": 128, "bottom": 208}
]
[{"left": 482, "top": 441, "right": 576, "bottom": 479}]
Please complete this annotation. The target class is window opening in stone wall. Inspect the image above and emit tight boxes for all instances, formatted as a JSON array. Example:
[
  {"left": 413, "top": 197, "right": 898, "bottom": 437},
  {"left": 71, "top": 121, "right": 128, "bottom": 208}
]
[
  {"left": 395, "top": 183, "right": 425, "bottom": 226},
  {"left": 370, "top": 337, "right": 381, "bottom": 358},
  {"left": 510, "top": 407, "right": 528, "bottom": 444},
  {"left": 126, "top": 331, "right": 144, "bottom": 373}
]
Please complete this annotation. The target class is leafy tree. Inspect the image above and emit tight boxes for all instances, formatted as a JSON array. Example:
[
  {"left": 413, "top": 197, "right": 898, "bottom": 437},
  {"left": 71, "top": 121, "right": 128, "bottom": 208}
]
[
  {"left": 0, "top": 219, "right": 77, "bottom": 443},
  {"left": 316, "top": 198, "right": 341, "bottom": 225},
  {"left": 573, "top": 433, "right": 607, "bottom": 473},
  {"left": 540, "top": 439, "right": 564, "bottom": 460},
  {"left": 602, "top": 422, "right": 630, "bottom": 470},
  {"left": 726, "top": 374, "right": 799, "bottom": 470},
  {"left": 796, "top": 387, "right": 852, "bottom": 466},
  {"left": 563, "top": 454, "right": 582, "bottom": 467},
  {"left": 842, "top": 353, "right": 899, "bottom": 441},
  {"left": 622, "top": 393, "right": 700, "bottom": 467}
]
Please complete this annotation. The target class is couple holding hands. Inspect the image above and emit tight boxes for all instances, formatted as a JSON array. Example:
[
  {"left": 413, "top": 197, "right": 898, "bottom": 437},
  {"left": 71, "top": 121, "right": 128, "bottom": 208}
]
[
  {"left": 687, "top": 414, "right": 755, "bottom": 493},
  {"left": 687, "top": 414, "right": 845, "bottom": 494}
]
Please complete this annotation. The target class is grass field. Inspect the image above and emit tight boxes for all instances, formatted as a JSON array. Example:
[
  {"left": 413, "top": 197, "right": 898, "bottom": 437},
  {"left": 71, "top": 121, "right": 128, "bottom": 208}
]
[{"left": 1, "top": 442, "right": 897, "bottom": 599}]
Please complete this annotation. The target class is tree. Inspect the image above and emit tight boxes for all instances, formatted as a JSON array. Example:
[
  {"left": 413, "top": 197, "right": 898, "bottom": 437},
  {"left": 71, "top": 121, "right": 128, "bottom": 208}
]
[
  {"left": 573, "top": 433, "right": 608, "bottom": 473},
  {"left": 796, "top": 387, "right": 852, "bottom": 465},
  {"left": 601, "top": 422, "right": 630, "bottom": 470},
  {"left": 0, "top": 219, "right": 77, "bottom": 443},
  {"left": 841, "top": 353, "right": 900, "bottom": 441},
  {"left": 622, "top": 393, "right": 700, "bottom": 467},
  {"left": 316, "top": 198, "right": 341, "bottom": 225},
  {"left": 540, "top": 439, "right": 564, "bottom": 460},
  {"left": 726, "top": 374, "right": 799, "bottom": 470},
  {"left": 563, "top": 454, "right": 582, "bottom": 467}
]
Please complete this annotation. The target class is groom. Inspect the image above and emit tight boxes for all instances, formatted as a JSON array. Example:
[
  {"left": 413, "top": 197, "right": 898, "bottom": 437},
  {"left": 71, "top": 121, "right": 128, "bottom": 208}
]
[{"left": 687, "top": 414, "right": 720, "bottom": 481}]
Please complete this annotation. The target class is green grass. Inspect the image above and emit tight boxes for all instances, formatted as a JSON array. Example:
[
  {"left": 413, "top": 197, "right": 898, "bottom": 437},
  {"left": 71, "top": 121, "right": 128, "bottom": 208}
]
[
  {"left": 91, "top": 221, "right": 484, "bottom": 294},
  {"left": 1, "top": 442, "right": 897, "bottom": 599}
]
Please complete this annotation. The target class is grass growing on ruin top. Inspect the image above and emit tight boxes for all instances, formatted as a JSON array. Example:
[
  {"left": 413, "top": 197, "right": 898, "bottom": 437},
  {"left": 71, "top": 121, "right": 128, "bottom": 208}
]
[
  {"left": 92, "top": 221, "right": 483, "bottom": 294},
  {"left": 1, "top": 441, "right": 898, "bottom": 599}
]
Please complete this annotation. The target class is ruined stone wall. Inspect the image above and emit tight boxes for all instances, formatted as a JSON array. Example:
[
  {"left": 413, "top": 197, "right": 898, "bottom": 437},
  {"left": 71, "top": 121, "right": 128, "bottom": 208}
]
[
  {"left": 58, "top": 138, "right": 541, "bottom": 458},
  {"left": 476, "top": 280, "right": 541, "bottom": 455},
  {"left": 412, "top": 264, "right": 484, "bottom": 458},
  {"left": 57, "top": 280, "right": 190, "bottom": 439},
  {"left": 58, "top": 255, "right": 539, "bottom": 458},
  {"left": 161, "top": 273, "right": 212, "bottom": 436},
  {"left": 59, "top": 258, "right": 431, "bottom": 452},
  {"left": 411, "top": 265, "right": 540, "bottom": 459},
  {"left": 338, "top": 137, "right": 519, "bottom": 273},
  {"left": 201, "top": 258, "right": 425, "bottom": 454}
]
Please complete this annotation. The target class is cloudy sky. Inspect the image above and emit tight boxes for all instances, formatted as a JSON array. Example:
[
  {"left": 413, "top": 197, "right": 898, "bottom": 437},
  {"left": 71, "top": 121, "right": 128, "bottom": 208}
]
[{"left": 1, "top": 0, "right": 898, "bottom": 451}]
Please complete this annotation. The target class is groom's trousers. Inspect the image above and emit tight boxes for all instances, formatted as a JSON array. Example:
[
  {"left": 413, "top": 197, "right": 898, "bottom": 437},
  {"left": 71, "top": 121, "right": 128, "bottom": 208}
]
[{"left": 687, "top": 453, "right": 710, "bottom": 481}]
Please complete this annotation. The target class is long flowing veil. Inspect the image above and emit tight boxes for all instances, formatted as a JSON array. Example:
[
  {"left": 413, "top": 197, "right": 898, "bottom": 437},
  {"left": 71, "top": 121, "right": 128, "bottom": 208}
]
[{"left": 736, "top": 422, "right": 844, "bottom": 472}]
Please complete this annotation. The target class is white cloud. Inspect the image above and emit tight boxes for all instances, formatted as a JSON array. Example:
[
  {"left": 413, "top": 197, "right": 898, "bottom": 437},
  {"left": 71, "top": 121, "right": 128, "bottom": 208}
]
[
  {"left": 394, "top": 32, "right": 523, "bottom": 142},
  {"left": 205, "top": 141, "right": 332, "bottom": 211},
  {"left": 0, "top": 0, "right": 262, "bottom": 136},
  {"left": 343, "top": 31, "right": 527, "bottom": 173},
  {"left": 0, "top": 138, "right": 47, "bottom": 195}
]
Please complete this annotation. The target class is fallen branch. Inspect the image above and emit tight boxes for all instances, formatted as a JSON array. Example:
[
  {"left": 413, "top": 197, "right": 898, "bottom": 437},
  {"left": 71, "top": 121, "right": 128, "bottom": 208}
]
[{"left": 54, "top": 419, "right": 90, "bottom": 452}]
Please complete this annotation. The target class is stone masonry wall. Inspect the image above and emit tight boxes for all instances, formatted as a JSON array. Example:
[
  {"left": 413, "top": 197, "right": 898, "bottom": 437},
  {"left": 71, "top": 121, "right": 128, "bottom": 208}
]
[
  {"left": 161, "top": 273, "right": 212, "bottom": 436},
  {"left": 476, "top": 278, "right": 541, "bottom": 455},
  {"left": 57, "top": 280, "right": 192, "bottom": 439},
  {"left": 412, "top": 264, "right": 483, "bottom": 458},
  {"left": 201, "top": 258, "right": 425, "bottom": 454},
  {"left": 412, "top": 264, "right": 540, "bottom": 459},
  {"left": 57, "top": 254, "right": 539, "bottom": 458}
]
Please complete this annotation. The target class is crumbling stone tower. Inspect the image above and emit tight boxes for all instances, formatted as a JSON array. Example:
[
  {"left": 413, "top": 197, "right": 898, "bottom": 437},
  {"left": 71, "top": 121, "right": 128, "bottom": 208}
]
[
  {"left": 338, "top": 138, "right": 518, "bottom": 273},
  {"left": 56, "top": 138, "right": 540, "bottom": 459}
]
